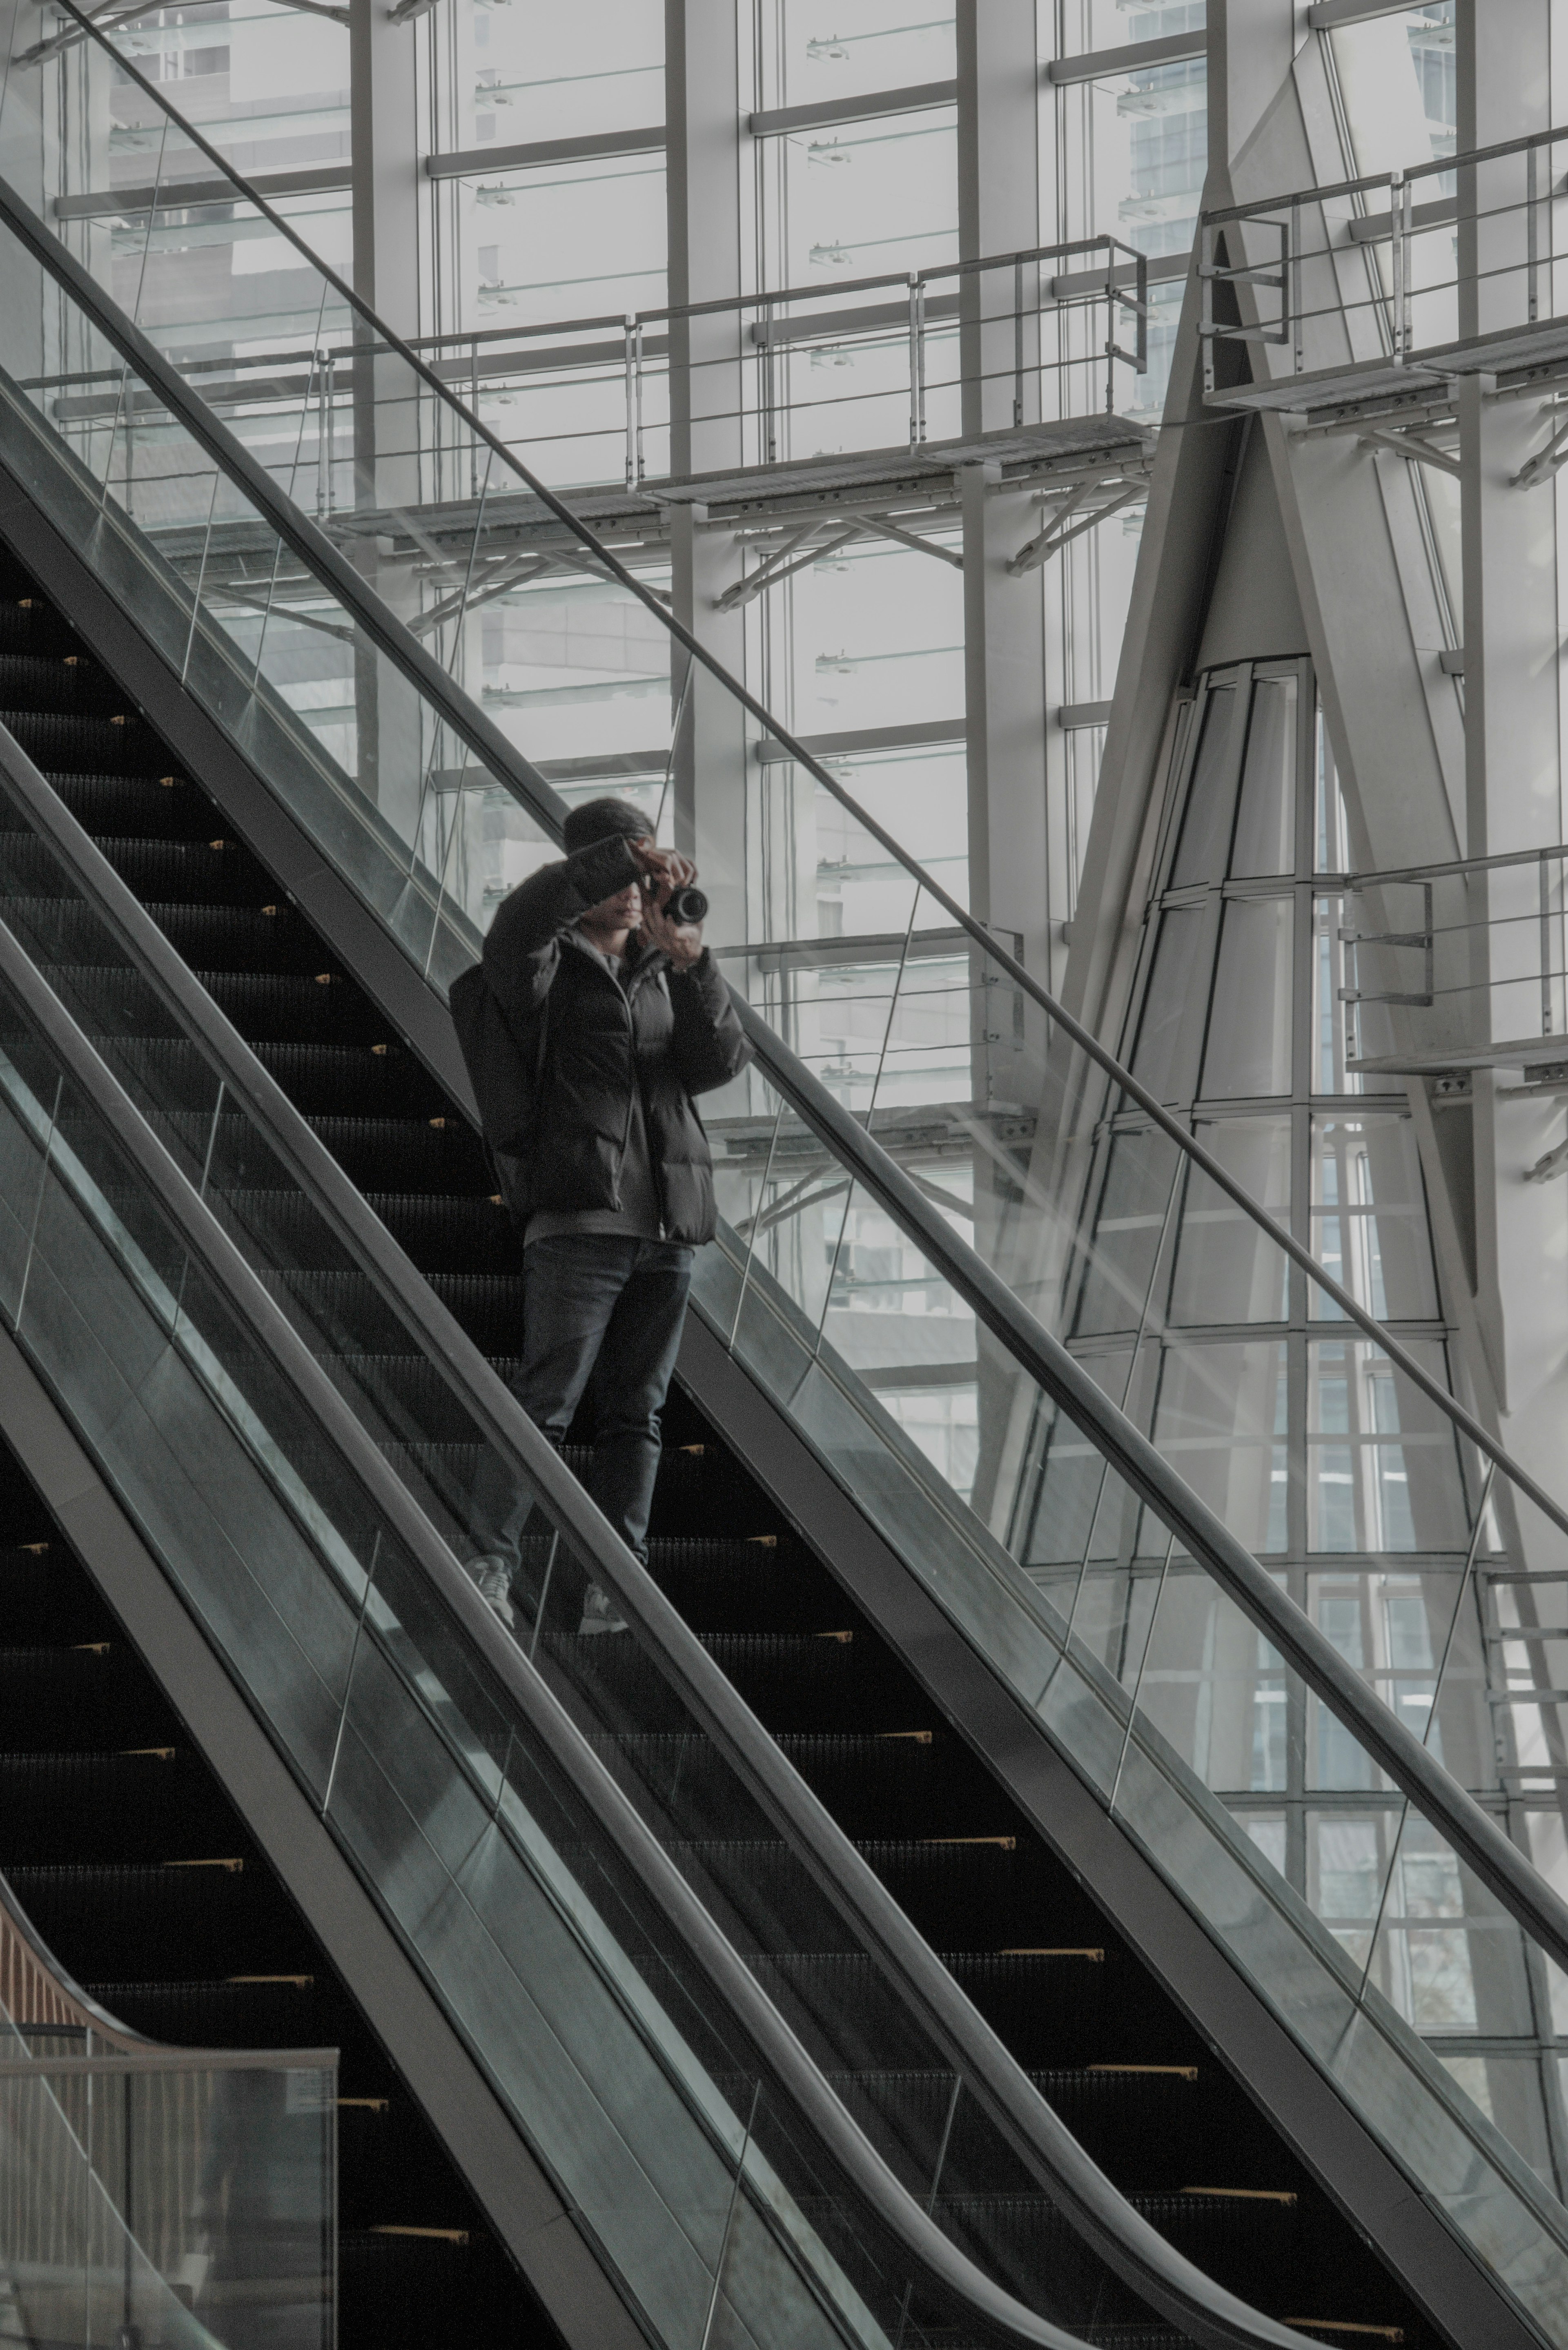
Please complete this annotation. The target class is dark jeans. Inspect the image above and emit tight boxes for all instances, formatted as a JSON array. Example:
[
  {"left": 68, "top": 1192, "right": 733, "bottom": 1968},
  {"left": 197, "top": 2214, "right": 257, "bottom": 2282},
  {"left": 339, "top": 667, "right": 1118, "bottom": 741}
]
[{"left": 470, "top": 1233, "right": 693, "bottom": 1567}]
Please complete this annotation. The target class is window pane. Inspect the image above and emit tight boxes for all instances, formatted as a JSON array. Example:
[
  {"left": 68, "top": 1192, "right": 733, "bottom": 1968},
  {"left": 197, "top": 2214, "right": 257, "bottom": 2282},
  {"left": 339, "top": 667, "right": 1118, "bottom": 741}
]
[
  {"left": 770, "top": 1, "right": 956, "bottom": 107},
  {"left": 1130, "top": 905, "right": 1200, "bottom": 1100},
  {"left": 1168, "top": 1117, "right": 1290, "bottom": 1324},
  {"left": 760, "top": 105, "right": 959, "bottom": 289},
  {"left": 1170, "top": 686, "right": 1236, "bottom": 887},
  {"left": 1202, "top": 898, "right": 1293, "bottom": 1098},
  {"left": 1230, "top": 675, "right": 1297, "bottom": 877},
  {"left": 456, "top": 0, "right": 663, "bottom": 150},
  {"left": 1152, "top": 1340, "right": 1290, "bottom": 1556},
  {"left": 1307, "top": 1338, "right": 1470, "bottom": 1553},
  {"left": 1310, "top": 1115, "right": 1439, "bottom": 1321}
]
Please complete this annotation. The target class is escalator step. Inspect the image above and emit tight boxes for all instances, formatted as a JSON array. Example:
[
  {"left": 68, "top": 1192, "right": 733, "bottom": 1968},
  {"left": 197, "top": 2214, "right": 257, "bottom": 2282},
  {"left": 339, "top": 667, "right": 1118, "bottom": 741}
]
[
  {"left": 267, "top": 1043, "right": 447, "bottom": 1119},
  {"left": 595, "top": 1730, "right": 1002, "bottom": 1840},
  {"left": 0, "top": 656, "right": 122, "bottom": 716},
  {"left": 0, "top": 1752, "right": 236, "bottom": 1864},
  {"left": 100, "top": 837, "right": 268, "bottom": 906},
  {"left": 238, "top": 1190, "right": 522, "bottom": 1276},
  {"left": 198, "top": 970, "right": 388, "bottom": 1045},
  {"left": 308, "top": 1114, "right": 493, "bottom": 1194},
  {"left": 6, "top": 1861, "right": 316, "bottom": 1981},
  {"left": 0, "top": 1645, "right": 172, "bottom": 1749},
  {"left": 0, "top": 1543, "right": 115, "bottom": 1643},
  {"left": 0, "top": 708, "right": 161, "bottom": 775},
  {"left": 338, "top": 2230, "right": 526, "bottom": 2343},
  {"left": 0, "top": 600, "right": 78, "bottom": 657},
  {"left": 157, "top": 902, "right": 331, "bottom": 972},
  {"left": 753, "top": 1950, "right": 1112, "bottom": 2070},
  {"left": 662, "top": 1836, "right": 1058, "bottom": 1952},
  {"left": 644, "top": 1536, "right": 849, "bottom": 1632},
  {"left": 928, "top": 2187, "right": 1303, "bottom": 2316},
  {"left": 576, "top": 1629, "right": 930, "bottom": 1735},
  {"left": 45, "top": 771, "right": 223, "bottom": 842}
]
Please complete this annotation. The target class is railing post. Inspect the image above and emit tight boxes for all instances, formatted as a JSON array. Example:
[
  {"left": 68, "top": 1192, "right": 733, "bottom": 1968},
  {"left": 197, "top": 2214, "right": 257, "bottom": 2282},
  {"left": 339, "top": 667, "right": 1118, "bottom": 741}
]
[
  {"left": 1013, "top": 256, "right": 1024, "bottom": 427},
  {"left": 1104, "top": 235, "right": 1115, "bottom": 413},
  {"left": 315, "top": 346, "right": 329, "bottom": 519},
  {"left": 623, "top": 313, "right": 637, "bottom": 490},
  {"left": 760, "top": 298, "right": 777, "bottom": 464},
  {"left": 633, "top": 316, "right": 646, "bottom": 485},
  {"left": 1200, "top": 221, "right": 1216, "bottom": 397},
  {"left": 1528, "top": 141, "right": 1541, "bottom": 325},
  {"left": 470, "top": 336, "right": 480, "bottom": 499},
  {"left": 1291, "top": 199, "right": 1303, "bottom": 375},
  {"left": 1541, "top": 852, "right": 1553, "bottom": 1037},
  {"left": 907, "top": 272, "right": 923, "bottom": 451},
  {"left": 1389, "top": 171, "right": 1405, "bottom": 363}
]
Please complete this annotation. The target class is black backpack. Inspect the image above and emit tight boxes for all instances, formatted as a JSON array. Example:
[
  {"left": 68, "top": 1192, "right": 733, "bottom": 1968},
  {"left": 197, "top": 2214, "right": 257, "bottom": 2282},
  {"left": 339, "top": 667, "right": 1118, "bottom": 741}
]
[{"left": 448, "top": 961, "right": 547, "bottom": 1214}]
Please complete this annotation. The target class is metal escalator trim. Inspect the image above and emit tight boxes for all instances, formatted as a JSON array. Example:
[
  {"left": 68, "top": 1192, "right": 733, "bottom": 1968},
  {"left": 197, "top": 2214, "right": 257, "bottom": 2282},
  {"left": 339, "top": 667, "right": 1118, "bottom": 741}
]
[
  {"left": 0, "top": 725, "right": 1325, "bottom": 2350},
  {"left": 35, "top": 0, "right": 1563, "bottom": 1565},
  {"left": 0, "top": 907, "right": 1327, "bottom": 2350}
]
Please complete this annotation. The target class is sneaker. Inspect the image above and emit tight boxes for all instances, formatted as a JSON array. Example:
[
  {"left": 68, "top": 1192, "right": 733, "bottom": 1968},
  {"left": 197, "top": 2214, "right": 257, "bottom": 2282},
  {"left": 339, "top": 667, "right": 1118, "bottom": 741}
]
[
  {"left": 465, "top": 1554, "right": 516, "bottom": 1632},
  {"left": 578, "top": 1581, "right": 629, "bottom": 1637}
]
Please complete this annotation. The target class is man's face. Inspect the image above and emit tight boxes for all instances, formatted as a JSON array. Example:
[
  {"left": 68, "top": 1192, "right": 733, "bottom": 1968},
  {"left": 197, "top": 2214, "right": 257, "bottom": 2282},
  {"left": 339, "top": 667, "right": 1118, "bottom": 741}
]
[{"left": 585, "top": 835, "right": 652, "bottom": 928}]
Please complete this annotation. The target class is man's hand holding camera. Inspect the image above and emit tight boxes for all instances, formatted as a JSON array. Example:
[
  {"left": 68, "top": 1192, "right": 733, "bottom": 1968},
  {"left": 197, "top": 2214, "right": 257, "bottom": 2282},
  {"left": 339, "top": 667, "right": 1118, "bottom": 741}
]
[{"left": 633, "top": 841, "right": 705, "bottom": 970}]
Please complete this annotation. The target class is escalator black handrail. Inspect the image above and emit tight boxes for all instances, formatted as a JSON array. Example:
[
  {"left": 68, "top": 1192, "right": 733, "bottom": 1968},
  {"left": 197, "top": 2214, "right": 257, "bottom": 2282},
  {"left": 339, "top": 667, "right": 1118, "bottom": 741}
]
[
  {"left": 0, "top": 903, "right": 1330, "bottom": 2350},
  {"left": 0, "top": 722, "right": 1356, "bottom": 2350},
  {"left": 31, "top": 0, "right": 1568, "bottom": 1566},
  {"left": 5, "top": 151, "right": 1568, "bottom": 2024}
]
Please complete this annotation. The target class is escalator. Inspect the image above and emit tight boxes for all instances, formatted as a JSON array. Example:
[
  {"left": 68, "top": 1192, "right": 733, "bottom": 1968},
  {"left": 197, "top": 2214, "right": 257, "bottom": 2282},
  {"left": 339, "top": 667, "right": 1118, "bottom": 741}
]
[
  {"left": 0, "top": 537, "right": 1443, "bottom": 2350},
  {"left": 0, "top": 23, "right": 1564, "bottom": 2348},
  {"left": 0, "top": 1423, "right": 550, "bottom": 2345}
]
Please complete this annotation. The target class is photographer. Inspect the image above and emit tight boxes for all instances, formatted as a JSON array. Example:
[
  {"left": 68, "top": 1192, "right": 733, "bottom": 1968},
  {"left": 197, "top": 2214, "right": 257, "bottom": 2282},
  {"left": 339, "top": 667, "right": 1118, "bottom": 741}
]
[{"left": 454, "top": 796, "right": 751, "bottom": 1630}]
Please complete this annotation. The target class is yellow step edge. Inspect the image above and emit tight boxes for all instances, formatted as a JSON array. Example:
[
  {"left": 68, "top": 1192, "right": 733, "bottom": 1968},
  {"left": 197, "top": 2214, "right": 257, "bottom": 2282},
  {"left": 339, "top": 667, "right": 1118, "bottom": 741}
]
[
  {"left": 998, "top": 1947, "right": 1104, "bottom": 1961},
  {"left": 920, "top": 1836, "right": 1017, "bottom": 1850},
  {"left": 1281, "top": 2327, "right": 1403, "bottom": 2344},
  {"left": 1088, "top": 2065, "right": 1198, "bottom": 2080},
  {"left": 227, "top": 1975, "right": 312, "bottom": 1987},
  {"left": 370, "top": 2226, "right": 469, "bottom": 2245},
  {"left": 1181, "top": 2186, "right": 1297, "bottom": 2204},
  {"left": 164, "top": 1858, "right": 244, "bottom": 1873}
]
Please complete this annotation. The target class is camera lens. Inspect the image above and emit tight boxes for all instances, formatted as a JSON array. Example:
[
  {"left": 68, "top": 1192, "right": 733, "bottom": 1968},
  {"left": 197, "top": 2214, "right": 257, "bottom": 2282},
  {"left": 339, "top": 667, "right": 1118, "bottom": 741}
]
[{"left": 666, "top": 884, "right": 708, "bottom": 925}]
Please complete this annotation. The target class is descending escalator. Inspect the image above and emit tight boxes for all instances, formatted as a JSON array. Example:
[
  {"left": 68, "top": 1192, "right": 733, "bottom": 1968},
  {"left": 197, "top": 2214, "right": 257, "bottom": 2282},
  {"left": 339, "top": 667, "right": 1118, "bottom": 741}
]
[
  {"left": 0, "top": 1429, "right": 558, "bottom": 2345},
  {"left": 0, "top": 549, "right": 1436, "bottom": 2349}
]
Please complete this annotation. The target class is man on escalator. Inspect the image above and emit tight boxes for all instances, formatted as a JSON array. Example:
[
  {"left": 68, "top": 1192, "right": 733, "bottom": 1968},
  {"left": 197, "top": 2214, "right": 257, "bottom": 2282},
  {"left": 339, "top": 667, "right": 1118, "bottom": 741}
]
[{"left": 452, "top": 796, "right": 752, "bottom": 1633}]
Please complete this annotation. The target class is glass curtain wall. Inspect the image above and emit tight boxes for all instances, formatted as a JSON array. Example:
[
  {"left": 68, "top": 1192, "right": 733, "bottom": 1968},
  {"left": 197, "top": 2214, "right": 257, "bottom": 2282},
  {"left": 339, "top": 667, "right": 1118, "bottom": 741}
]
[{"left": 1027, "top": 660, "right": 1568, "bottom": 2201}]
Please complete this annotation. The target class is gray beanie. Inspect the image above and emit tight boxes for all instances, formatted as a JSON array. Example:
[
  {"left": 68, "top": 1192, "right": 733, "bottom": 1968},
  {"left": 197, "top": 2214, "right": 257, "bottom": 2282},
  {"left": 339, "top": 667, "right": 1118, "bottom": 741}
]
[{"left": 562, "top": 795, "right": 651, "bottom": 855}]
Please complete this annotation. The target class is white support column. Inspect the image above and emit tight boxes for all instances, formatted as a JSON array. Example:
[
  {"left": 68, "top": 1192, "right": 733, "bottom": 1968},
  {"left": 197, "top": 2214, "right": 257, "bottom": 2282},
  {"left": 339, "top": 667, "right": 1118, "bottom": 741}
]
[
  {"left": 1455, "top": 0, "right": 1564, "bottom": 1502},
  {"left": 664, "top": 0, "right": 751, "bottom": 948},
  {"left": 955, "top": 0, "right": 1048, "bottom": 1015},
  {"left": 956, "top": 4, "right": 1045, "bottom": 1521},
  {"left": 349, "top": 0, "right": 423, "bottom": 842},
  {"left": 351, "top": 0, "right": 421, "bottom": 334}
]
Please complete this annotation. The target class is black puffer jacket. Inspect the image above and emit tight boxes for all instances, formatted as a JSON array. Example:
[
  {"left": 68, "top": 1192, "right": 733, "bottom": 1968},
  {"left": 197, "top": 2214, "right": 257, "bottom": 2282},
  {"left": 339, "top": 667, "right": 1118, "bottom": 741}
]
[{"left": 450, "top": 832, "right": 753, "bottom": 1245}]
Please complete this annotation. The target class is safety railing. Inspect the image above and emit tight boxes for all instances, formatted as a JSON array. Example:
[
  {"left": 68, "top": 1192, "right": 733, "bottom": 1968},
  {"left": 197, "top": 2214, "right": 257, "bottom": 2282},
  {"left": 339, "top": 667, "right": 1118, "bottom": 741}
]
[
  {"left": 0, "top": 1870, "right": 335, "bottom": 2349},
  {"left": 1333, "top": 839, "right": 1568, "bottom": 1093},
  {"left": 4, "top": 18, "right": 1568, "bottom": 2328},
  {"left": 1199, "top": 122, "right": 1568, "bottom": 398}
]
